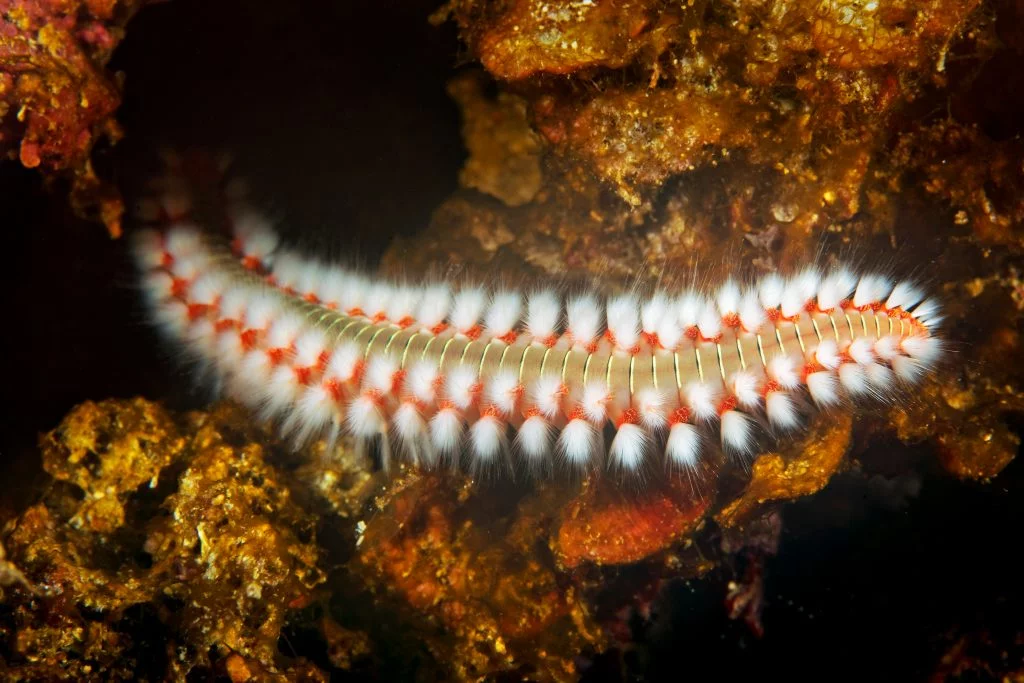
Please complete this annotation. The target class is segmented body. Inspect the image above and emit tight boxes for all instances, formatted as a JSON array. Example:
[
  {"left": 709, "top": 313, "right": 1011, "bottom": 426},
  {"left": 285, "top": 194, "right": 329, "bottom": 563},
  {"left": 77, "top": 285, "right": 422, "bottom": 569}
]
[{"left": 134, "top": 191, "right": 942, "bottom": 477}]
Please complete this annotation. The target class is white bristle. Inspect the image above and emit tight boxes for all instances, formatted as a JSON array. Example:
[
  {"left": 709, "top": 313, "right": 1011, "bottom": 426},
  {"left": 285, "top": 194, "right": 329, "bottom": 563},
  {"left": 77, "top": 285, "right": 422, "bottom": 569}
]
[
  {"left": 236, "top": 348, "right": 274, "bottom": 395},
  {"left": 290, "top": 384, "right": 340, "bottom": 445},
  {"left": 814, "top": 339, "right": 841, "bottom": 369},
  {"left": 892, "top": 355, "right": 927, "bottom": 383},
  {"left": 429, "top": 406, "right": 464, "bottom": 455},
  {"left": 169, "top": 253, "right": 210, "bottom": 281},
  {"left": 866, "top": 362, "right": 895, "bottom": 392},
  {"left": 243, "top": 293, "right": 284, "bottom": 331},
  {"left": 853, "top": 274, "right": 893, "bottom": 308},
  {"left": 293, "top": 328, "right": 328, "bottom": 368},
  {"left": 346, "top": 393, "right": 385, "bottom": 438},
  {"left": 315, "top": 267, "right": 348, "bottom": 308},
  {"left": 557, "top": 418, "right": 597, "bottom": 468},
  {"left": 697, "top": 301, "right": 722, "bottom": 340},
  {"left": 738, "top": 291, "right": 766, "bottom": 333},
  {"left": 295, "top": 261, "right": 326, "bottom": 299},
  {"left": 848, "top": 337, "right": 875, "bottom": 366},
  {"left": 364, "top": 355, "right": 399, "bottom": 393},
  {"left": 531, "top": 375, "right": 565, "bottom": 419},
  {"left": 910, "top": 298, "right": 941, "bottom": 327},
  {"left": 606, "top": 294, "right": 641, "bottom": 352},
  {"left": 780, "top": 274, "right": 812, "bottom": 319},
  {"left": 730, "top": 371, "right": 761, "bottom": 409},
  {"left": 185, "top": 318, "right": 219, "bottom": 357},
  {"left": 235, "top": 351, "right": 276, "bottom": 397},
  {"left": 641, "top": 292, "right": 672, "bottom": 337},
  {"left": 485, "top": 371, "right": 522, "bottom": 416},
  {"left": 885, "top": 281, "right": 924, "bottom": 311},
  {"left": 758, "top": 273, "right": 785, "bottom": 309},
  {"left": 215, "top": 328, "right": 246, "bottom": 370},
  {"left": 416, "top": 284, "right": 452, "bottom": 330},
  {"left": 364, "top": 282, "right": 394, "bottom": 319},
  {"left": 484, "top": 291, "right": 523, "bottom": 338},
  {"left": 838, "top": 362, "right": 870, "bottom": 396},
  {"left": 609, "top": 423, "right": 649, "bottom": 472},
  {"left": 635, "top": 388, "right": 668, "bottom": 431},
  {"left": 323, "top": 342, "right": 361, "bottom": 384},
  {"left": 806, "top": 370, "right": 841, "bottom": 406},
  {"left": 470, "top": 414, "right": 506, "bottom": 465},
  {"left": 262, "top": 364, "right": 302, "bottom": 418},
  {"left": 218, "top": 286, "right": 251, "bottom": 322},
  {"left": 525, "top": 290, "right": 562, "bottom": 344},
  {"left": 143, "top": 271, "right": 175, "bottom": 302},
  {"left": 233, "top": 212, "right": 280, "bottom": 262},
  {"left": 385, "top": 286, "right": 421, "bottom": 323},
  {"left": 516, "top": 415, "right": 553, "bottom": 462},
  {"left": 874, "top": 335, "right": 900, "bottom": 361},
  {"left": 717, "top": 280, "right": 742, "bottom": 317},
  {"left": 767, "top": 354, "right": 800, "bottom": 389},
  {"left": 393, "top": 402, "right": 433, "bottom": 466},
  {"left": 817, "top": 268, "right": 857, "bottom": 311},
  {"left": 270, "top": 251, "right": 304, "bottom": 291},
  {"left": 164, "top": 227, "right": 203, "bottom": 258},
  {"left": 407, "top": 360, "right": 440, "bottom": 404},
  {"left": 265, "top": 312, "right": 305, "bottom": 350},
  {"left": 685, "top": 381, "right": 718, "bottom": 421},
  {"left": 677, "top": 291, "right": 705, "bottom": 329},
  {"left": 339, "top": 273, "right": 369, "bottom": 314},
  {"left": 451, "top": 286, "right": 488, "bottom": 334},
  {"left": 720, "top": 409, "right": 755, "bottom": 456},
  {"left": 795, "top": 267, "right": 821, "bottom": 301},
  {"left": 666, "top": 422, "right": 701, "bottom": 470},
  {"left": 445, "top": 365, "right": 480, "bottom": 410},
  {"left": 581, "top": 382, "right": 611, "bottom": 424},
  {"left": 765, "top": 389, "right": 800, "bottom": 430},
  {"left": 653, "top": 305, "right": 682, "bottom": 350},
  {"left": 901, "top": 335, "right": 941, "bottom": 366}
]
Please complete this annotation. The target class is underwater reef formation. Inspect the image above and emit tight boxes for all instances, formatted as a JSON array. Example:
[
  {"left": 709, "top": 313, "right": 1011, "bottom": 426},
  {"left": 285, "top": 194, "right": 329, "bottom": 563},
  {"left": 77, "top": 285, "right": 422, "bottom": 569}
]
[
  {"left": 2, "top": 0, "right": 1024, "bottom": 680},
  {"left": 0, "top": 0, "right": 141, "bottom": 236},
  {"left": 0, "top": 396, "right": 853, "bottom": 680},
  {"left": 1, "top": 400, "right": 337, "bottom": 680}
]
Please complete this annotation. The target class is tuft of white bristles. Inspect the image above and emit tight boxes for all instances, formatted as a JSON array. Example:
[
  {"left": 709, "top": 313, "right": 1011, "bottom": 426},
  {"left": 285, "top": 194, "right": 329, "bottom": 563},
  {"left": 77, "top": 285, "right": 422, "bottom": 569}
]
[
  {"left": 469, "top": 413, "right": 507, "bottom": 466},
  {"left": 516, "top": 414, "right": 553, "bottom": 462},
  {"left": 666, "top": 422, "right": 701, "bottom": 471},
  {"left": 486, "top": 371, "right": 522, "bottom": 416},
  {"left": 720, "top": 409, "right": 755, "bottom": 457},
  {"left": 450, "top": 286, "right": 487, "bottom": 335},
  {"left": 607, "top": 295, "right": 641, "bottom": 352},
  {"left": 558, "top": 417, "right": 598, "bottom": 469},
  {"left": 484, "top": 291, "right": 522, "bottom": 339},
  {"left": 566, "top": 294, "right": 603, "bottom": 350},
  {"left": 609, "top": 423, "right": 650, "bottom": 472},
  {"left": 525, "top": 290, "right": 562, "bottom": 344}
]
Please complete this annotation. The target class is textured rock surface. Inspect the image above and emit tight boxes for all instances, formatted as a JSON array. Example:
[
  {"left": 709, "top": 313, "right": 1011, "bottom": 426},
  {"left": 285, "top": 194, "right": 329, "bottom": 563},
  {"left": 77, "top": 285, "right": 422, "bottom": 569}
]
[
  {"left": 1, "top": 401, "right": 340, "bottom": 680},
  {"left": 0, "top": 0, "right": 142, "bottom": 236}
]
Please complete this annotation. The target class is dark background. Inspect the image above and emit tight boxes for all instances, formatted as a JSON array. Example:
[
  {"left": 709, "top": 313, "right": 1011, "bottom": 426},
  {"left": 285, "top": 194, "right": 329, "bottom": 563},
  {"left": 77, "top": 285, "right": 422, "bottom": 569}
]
[{"left": 1, "top": 1, "right": 1020, "bottom": 680}]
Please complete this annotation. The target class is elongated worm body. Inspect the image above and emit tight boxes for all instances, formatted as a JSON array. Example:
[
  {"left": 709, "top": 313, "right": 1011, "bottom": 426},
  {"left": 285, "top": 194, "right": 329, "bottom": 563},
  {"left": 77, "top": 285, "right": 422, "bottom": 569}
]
[{"left": 135, "top": 191, "right": 942, "bottom": 478}]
